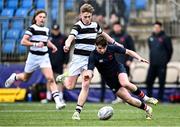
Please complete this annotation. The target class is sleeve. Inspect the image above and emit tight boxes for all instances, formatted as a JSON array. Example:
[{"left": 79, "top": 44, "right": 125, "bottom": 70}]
[
  {"left": 110, "top": 45, "right": 126, "bottom": 55},
  {"left": 126, "top": 35, "right": 135, "bottom": 61},
  {"left": 25, "top": 26, "right": 34, "bottom": 36},
  {"left": 164, "top": 36, "right": 173, "bottom": 62},
  {"left": 70, "top": 24, "right": 80, "bottom": 37},
  {"left": 88, "top": 52, "right": 96, "bottom": 71}
]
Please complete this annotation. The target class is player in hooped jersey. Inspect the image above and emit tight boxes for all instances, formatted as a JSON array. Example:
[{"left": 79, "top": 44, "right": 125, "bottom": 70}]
[
  {"left": 56, "top": 4, "right": 123, "bottom": 120},
  {"left": 5, "top": 10, "right": 66, "bottom": 109}
]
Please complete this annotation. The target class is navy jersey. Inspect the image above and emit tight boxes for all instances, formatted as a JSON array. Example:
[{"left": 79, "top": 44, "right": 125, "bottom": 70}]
[{"left": 88, "top": 45, "right": 126, "bottom": 78}]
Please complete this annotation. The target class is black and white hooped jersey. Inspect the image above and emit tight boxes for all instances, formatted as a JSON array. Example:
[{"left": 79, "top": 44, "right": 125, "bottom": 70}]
[
  {"left": 70, "top": 20, "right": 102, "bottom": 56},
  {"left": 25, "top": 24, "right": 49, "bottom": 52}
]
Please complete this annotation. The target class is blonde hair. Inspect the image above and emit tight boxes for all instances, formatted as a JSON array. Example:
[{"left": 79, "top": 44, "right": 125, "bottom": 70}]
[
  {"left": 80, "top": 4, "right": 94, "bottom": 14},
  {"left": 32, "top": 10, "right": 47, "bottom": 24}
]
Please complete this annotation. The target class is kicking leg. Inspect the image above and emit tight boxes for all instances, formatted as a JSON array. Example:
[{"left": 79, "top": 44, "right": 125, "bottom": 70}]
[
  {"left": 116, "top": 87, "right": 153, "bottom": 119},
  {"left": 118, "top": 73, "right": 158, "bottom": 105}
]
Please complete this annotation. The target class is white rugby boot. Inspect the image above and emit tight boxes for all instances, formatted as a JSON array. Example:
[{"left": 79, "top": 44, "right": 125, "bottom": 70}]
[
  {"left": 5, "top": 73, "right": 16, "bottom": 87},
  {"left": 72, "top": 111, "right": 80, "bottom": 120}
]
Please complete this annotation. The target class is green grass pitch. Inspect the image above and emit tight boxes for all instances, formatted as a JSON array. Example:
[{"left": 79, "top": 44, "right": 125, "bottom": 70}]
[{"left": 0, "top": 102, "right": 180, "bottom": 126}]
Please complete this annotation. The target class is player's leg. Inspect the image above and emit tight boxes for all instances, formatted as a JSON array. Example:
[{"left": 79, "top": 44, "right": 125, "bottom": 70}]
[
  {"left": 5, "top": 72, "right": 32, "bottom": 87},
  {"left": 41, "top": 67, "right": 66, "bottom": 109},
  {"left": 41, "top": 83, "right": 52, "bottom": 103},
  {"left": 72, "top": 70, "right": 91, "bottom": 120},
  {"left": 54, "top": 73, "right": 66, "bottom": 103},
  {"left": 116, "top": 87, "right": 153, "bottom": 119},
  {"left": 118, "top": 73, "right": 158, "bottom": 105}
]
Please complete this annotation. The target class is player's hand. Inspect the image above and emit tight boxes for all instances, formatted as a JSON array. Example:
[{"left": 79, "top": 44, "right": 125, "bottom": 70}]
[
  {"left": 35, "top": 42, "right": 44, "bottom": 48},
  {"left": 126, "top": 60, "right": 132, "bottom": 67},
  {"left": 52, "top": 45, "right": 57, "bottom": 53},
  {"left": 63, "top": 46, "right": 70, "bottom": 53}
]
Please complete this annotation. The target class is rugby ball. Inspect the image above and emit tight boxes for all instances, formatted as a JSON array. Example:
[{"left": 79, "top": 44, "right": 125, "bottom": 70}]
[{"left": 97, "top": 106, "right": 113, "bottom": 120}]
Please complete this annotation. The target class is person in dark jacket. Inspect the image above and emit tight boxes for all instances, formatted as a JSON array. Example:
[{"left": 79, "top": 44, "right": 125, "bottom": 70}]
[
  {"left": 110, "top": 21, "right": 135, "bottom": 76},
  {"left": 41, "top": 24, "right": 69, "bottom": 104},
  {"left": 110, "top": 21, "right": 135, "bottom": 104},
  {"left": 146, "top": 21, "right": 173, "bottom": 102}
]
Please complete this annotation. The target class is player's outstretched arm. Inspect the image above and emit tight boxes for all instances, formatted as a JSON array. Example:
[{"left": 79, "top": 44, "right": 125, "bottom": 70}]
[
  {"left": 126, "top": 49, "right": 149, "bottom": 64},
  {"left": 101, "top": 32, "right": 124, "bottom": 48},
  {"left": 63, "top": 35, "right": 75, "bottom": 53}
]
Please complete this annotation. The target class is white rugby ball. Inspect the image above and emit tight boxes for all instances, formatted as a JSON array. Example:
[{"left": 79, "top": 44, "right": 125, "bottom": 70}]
[{"left": 97, "top": 106, "right": 113, "bottom": 120}]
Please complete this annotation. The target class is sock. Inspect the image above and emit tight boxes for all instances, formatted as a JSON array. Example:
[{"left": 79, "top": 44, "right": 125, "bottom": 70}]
[
  {"left": 14, "top": 74, "right": 17, "bottom": 81},
  {"left": 52, "top": 90, "right": 60, "bottom": 105},
  {"left": 132, "top": 88, "right": 146, "bottom": 99},
  {"left": 75, "top": 104, "right": 83, "bottom": 114},
  {"left": 59, "top": 91, "right": 63, "bottom": 100},
  {"left": 139, "top": 102, "right": 147, "bottom": 110},
  {"left": 47, "top": 91, "right": 52, "bottom": 101}
]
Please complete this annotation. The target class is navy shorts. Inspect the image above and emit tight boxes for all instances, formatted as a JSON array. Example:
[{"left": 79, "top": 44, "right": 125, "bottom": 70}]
[{"left": 103, "top": 64, "right": 126, "bottom": 94}]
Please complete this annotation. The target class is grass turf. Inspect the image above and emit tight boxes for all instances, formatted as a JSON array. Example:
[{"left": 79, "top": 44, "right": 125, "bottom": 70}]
[{"left": 0, "top": 102, "right": 180, "bottom": 126}]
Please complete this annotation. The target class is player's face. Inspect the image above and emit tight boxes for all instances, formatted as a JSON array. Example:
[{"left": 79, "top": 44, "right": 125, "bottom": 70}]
[
  {"left": 96, "top": 45, "right": 107, "bottom": 54},
  {"left": 80, "top": 12, "right": 92, "bottom": 25},
  {"left": 153, "top": 24, "right": 161, "bottom": 34},
  {"left": 35, "top": 13, "right": 46, "bottom": 26}
]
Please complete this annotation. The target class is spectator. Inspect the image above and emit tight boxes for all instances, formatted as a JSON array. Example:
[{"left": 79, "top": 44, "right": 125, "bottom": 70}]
[
  {"left": 110, "top": 21, "right": 135, "bottom": 104},
  {"left": 109, "top": 0, "right": 126, "bottom": 25},
  {"left": 146, "top": 21, "right": 173, "bottom": 102},
  {"left": 110, "top": 21, "right": 135, "bottom": 76}
]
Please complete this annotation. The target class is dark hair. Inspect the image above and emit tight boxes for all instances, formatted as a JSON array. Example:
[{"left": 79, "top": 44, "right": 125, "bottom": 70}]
[
  {"left": 32, "top": 10, "right": 47, "bottom": 24},
  {"left": 95, "top": 35, "right": 107, "bottom": 47},
  {"left": 154, "top": 21, "right": 162, "bottom": 27},
  {"left": 112, "top": 21, "right": 122, "bottom": 26}
]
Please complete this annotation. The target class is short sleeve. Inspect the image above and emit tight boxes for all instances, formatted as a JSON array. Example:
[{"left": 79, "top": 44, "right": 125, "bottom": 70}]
[{"left": 70, "top": 24, "right": 80, "bottom": 37}]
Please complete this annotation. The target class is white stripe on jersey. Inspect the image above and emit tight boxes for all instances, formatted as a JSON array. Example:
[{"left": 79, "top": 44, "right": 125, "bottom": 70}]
[
  {"left": 30, "top": 35, "right": 48, "bottom": 42},
  {"left": 70, "top": 20, "right": 102, "bottom": 53},
  {"left": 74, "top": 44, "right": 95, "bottom": 51},
  {"left": 25, "top": 24, "right": 49, "bottom": 52},
  {"left": 76, "top": 33, "right": 97, "bottom": 39}
]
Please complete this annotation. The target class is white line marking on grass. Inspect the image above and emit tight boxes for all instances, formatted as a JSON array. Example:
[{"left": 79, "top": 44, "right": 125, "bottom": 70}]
[{"left": 0, "top": 109, "right": 141, "bottom": 113}]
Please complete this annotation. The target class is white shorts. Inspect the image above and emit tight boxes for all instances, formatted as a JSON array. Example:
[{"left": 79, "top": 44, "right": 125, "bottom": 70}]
[
  {"left": 68, "top": 55, "right": 89, "bottom": 76},
  {"left": 24, "top": 52, "right": 51, "bottom": 73}
]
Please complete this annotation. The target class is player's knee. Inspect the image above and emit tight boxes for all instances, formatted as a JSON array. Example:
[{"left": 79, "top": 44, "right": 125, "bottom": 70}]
[
  {"left": 47, "top": 77, "right": 55, "bottom": 84},
  {"left": 120, "top": 80, "right": 129, "bottom": 87}
]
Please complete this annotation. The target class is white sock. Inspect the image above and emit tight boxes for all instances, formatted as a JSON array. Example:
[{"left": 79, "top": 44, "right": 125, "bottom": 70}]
[
  {"left": 146, "top": 105, "right": 151, "bottom": 111},
  {"left": 47, "top": 91, "right": 52, "bottom": 100},
  {"left": 52, "top": 90, "right": 60, "bottom": 105},
  {"left": 143, "top": 95, "right": 150, "bottom": 101},
  {"left": 59, "top": 91, "right": 63, "bottom": 100}
]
